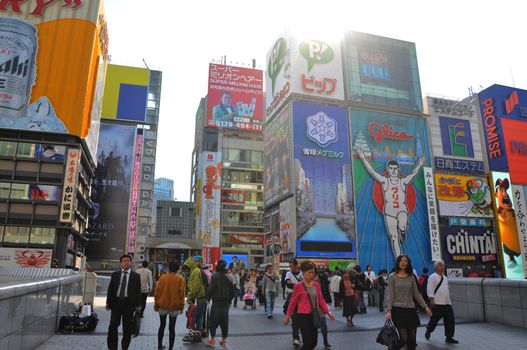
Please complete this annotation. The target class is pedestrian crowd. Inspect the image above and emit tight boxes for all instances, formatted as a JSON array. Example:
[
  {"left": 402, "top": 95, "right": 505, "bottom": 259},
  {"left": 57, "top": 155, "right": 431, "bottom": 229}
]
[{"left": 105, "top": 254, "right": 458, "bottom": 350}]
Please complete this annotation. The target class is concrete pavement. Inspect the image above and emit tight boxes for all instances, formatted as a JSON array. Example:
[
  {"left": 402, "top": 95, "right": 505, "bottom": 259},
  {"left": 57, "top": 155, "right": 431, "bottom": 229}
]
[{"left": 37, "top": 296, "right": 527, "bottom": 350}]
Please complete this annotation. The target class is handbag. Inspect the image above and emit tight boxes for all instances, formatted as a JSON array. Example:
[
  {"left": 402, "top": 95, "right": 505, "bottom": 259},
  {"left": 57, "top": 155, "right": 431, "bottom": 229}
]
[
  {"left": 301, "top": 283, "right": 323, "bottom": 329},
  {"left": 130, "top": 310, "right": 141, "bottom": 338},
  {"left": 376, "top": 320, "right": 399, "bottom": 349}
]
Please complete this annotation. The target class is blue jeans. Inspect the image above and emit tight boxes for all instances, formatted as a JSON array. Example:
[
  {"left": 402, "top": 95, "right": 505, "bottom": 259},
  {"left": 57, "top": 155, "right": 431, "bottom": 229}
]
[
  {"left": 209, "top": 305, "right": 229, "bottom": 338},
  {"left": 265, "top": 291, "right": 276, "bottom": 315},
  {"left": 193, "top": 299, "right": 207, "bottom": 330}
]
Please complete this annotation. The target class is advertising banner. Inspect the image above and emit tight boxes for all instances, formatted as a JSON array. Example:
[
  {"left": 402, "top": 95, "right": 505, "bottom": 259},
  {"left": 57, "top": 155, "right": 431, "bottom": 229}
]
[
  {"left": 279, "top": 197, "right": 296, "bottom": 255},
  {"left": 264, "top": 104, "right": 292, "bottom": 207},
  {"left": 206, "top": 63, "right": 263, "bottom": 131},
  {"left": 227, "top": 234, "right": 264, "bottom": 247},
  {"left": 0, "top": 247, "right": 52, "bottom": 268},
  {"left": 434, "top": 157, "right": 484, "bottom": 175},
  {"left": 501, "top": 118, "right": 527, "bottom": 185},
  {"left": 221, "top": 190, "right": 246, "bottom": 204},
  {"left": 138, "top": 130, "right": 157, "bottom": 238},
  {"left": 477, "top": 85, "right": 527, "bottom": 171},
  {"left": 0, "top": 1, "right": 108, "bottom": 143},
  {"left": 511, "top": 185, "right": 527, "bottom": 279},
  {"left": 343, "top": 32, "right": 422, "bottom": 111},
  {"left": 424, "top": 167, "right": 441, "bottom": 261},
  {"left": 59, "top": 148, "right": 80, "bottom": 224},
  {"left": 266, "top": 33, "right": 291, "bottom": 121},
  {"left": 128, "top": 131, "right": 143, "bottom": 254},
  {"left": 198, "top": 152, "right": 221, "bottom": 248},
  {"left": 350, "top": 109, "right": 431, "bottom": 272},
  {"left": 435, "top": 174, "right": 493, "bottom": 218},
  {"left": 490, "top": 171, "right": 524, "bottom": 279},
  {"left": 87, "top": 123, "right": 136, "bottom": 260},
  {"left": 440, "top": 226, "right": 498, "bottom": 265},
  {"left": 101, "top": 64, "right": 149, "bottom": 122},
  {"left": 289, "top": 34, "right": 345, "bottom": 101},
  {"left": 28, "top": 184, "right": 61, "bottom": 202},
  {"left": 293, "top": 101, "right": 355, "bottom": 258}
]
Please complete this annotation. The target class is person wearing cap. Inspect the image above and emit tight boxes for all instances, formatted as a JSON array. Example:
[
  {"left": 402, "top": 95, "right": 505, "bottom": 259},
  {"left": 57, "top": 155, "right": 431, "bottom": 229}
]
[
  {"left": 187, "top": 256, "right": 208, "bottom": 338},
  {"left": 425, "top": 260, "right": 459, "bottom": 344}
]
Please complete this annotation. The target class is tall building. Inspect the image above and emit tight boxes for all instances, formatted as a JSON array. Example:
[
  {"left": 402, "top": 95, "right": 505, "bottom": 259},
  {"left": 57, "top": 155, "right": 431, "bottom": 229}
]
[
  {"left": 264, "top": 30, "right": 432, "bottom": 273},
  {"left": 154, "top": 178, "right": 174, "bottom": 202},
  {"left": 191, "top": 63, "right": 265, "bottom": 267},
  {"left": 0, "top": 2, "right": 108, "bottom": 269}
]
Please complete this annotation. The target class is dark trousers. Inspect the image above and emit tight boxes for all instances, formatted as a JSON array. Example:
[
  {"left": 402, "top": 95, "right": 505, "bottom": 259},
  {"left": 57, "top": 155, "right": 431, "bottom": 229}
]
[
  {"left": 193, "top": 299, "right": 207, "bottom": 331},
  {"left": 107, "top": 299, "right": 134, "bottom": 350},
  {"left": 332, "top": 292, "right": 342, "bottom": 307},
  {"left": 158, "top": 314, "right": 177, "bottom": 349},
  {"left": 378, "top": 289, "right": 385, "bottom": 311},
  {"left": 140, "top": 292, "right": 148, "bottom": 315},
  {"left": 296, "top": 313, "right": 318, "bottom": 350},
  {"left": 209, "top": 305, "right": 229, "bottom": 338},
  {"left": 427, "top": 304, "right": 455, "bottom": 338},
  {"left": 232, "top": 288, "right": 239, "bottom": 307},
  {"left": 291, "top": 313, "right": 300, "bottom": 340}
]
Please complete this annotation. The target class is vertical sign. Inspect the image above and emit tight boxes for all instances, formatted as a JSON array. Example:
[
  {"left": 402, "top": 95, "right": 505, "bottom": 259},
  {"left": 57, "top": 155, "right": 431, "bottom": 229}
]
[
  {"left": 279, "top": 197, "right": 296, "bottom": 255},
  {"left": 512, "top": 185, "right": 527, "bottom": 278},
  {"left": 60, "top": 148, "right": 80, "bottom": 224},
  {"left": 198, "top": 152, "right": 222, "bottom": 248},
  {"left": 424, "top": 167, "right": 441, "bottom": 261},
  {"left": 128, "top": 132, "right": 143, "bottom": 253}
]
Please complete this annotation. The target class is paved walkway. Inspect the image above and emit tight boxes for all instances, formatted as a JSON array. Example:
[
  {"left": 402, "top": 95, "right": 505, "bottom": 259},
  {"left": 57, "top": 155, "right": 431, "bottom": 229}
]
[{"left": 37, "top": 296, "right": 527, "bottom": 350}]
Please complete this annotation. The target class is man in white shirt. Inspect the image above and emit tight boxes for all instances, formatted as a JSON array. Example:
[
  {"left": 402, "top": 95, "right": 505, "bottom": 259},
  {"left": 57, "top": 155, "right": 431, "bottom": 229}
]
[
  {"left": 136, "top": 260, "right": 153, "bottom": 317},
  {"left": 425, "top": 260, "right": 459, "bottom": 344},
  {"left": 329, "top": 271, "right": 342, "bottom": 308}
]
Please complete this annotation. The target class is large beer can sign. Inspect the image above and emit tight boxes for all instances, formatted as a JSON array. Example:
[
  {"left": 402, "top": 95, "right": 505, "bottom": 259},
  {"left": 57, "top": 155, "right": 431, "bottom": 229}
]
[{"left": 0, "top": 17, "right": 37, "bottom": 119}]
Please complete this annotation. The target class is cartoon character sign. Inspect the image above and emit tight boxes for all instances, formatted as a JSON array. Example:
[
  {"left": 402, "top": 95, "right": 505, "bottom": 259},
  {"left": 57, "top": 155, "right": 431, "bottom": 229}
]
[
  {"left": 494, "top": 178, "right": 521, "bottom": 266},
  {"left": 435, "top": 175, "right": 493, "bottom": 218}
]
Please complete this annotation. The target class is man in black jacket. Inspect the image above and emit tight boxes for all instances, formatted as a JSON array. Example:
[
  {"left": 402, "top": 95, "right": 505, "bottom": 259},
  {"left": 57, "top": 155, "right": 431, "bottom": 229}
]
[
  {"left": 106, "top": 254, "right": 142, "bottom": 350},
  {"left": 206, "top": 260, "right": 233, "bottom": 347}
]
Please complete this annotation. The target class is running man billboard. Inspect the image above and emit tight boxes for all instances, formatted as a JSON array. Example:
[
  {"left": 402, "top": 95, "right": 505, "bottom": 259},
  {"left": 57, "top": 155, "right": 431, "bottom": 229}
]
[
  {"left": 293, "top": 101, "right": 355, "bottom": 259},
  {"left": 87, "top": 123, "right": 136, "bottom": 260},
  {"left": 350, "top": 109, "right": 431, "bottom": 272},
  {"left": 0, "top": 1, "right": 109, "bottom": 157}
]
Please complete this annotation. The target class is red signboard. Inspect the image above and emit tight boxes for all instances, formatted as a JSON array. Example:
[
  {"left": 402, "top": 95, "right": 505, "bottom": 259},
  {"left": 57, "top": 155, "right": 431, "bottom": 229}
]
[
  {"left": 502, "top": 119, "right": 527, "bottom": 185},
  {"left": 206, "top": 63, "right": 263, "bottom": 132},
  {"left": 221, "top": 190, "right": 246, "bottom": 204},
  {"left": 229, "top": 234, "right": 264, "bottom": 246}
]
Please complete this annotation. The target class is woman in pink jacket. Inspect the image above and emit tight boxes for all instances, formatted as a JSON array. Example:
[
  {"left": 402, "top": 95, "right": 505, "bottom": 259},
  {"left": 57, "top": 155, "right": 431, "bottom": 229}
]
[{"left": 283, "top": 261, "right": 336, "bottom": 350}]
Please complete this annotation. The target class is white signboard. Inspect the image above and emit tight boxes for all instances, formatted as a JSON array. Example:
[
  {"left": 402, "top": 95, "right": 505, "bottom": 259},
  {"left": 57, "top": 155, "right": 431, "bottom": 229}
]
[
  {"left": 265, "top": 33, "right": 291, "bottom": 121},
  {"left": 198, "top": 152, "right": 222, "bottom": 248},
  {"left": 59, "top": 148, "right": 80, "bottom": 224},
  {"left": 511, "top": 184, "right": 527, "bottom": 278},
  {"left": 0, "top": 247, "right": 52, "bottom": 268},
  {"left": 424, "top": 167, "right": 441, "bottom": 260}
]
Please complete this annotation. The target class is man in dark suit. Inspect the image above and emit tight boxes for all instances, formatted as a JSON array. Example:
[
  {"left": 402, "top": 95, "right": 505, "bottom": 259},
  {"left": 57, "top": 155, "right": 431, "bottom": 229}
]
[
  {"left": 212, "top": 91, "right": 238, "bottom": 124},
  {"left": 106, "top": 254, "right": 141, "bottom": 350}
]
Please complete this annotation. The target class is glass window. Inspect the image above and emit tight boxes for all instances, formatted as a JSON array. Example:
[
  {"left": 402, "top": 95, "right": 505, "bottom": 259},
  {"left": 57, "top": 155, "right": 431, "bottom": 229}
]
[
  {"left": 30, "top": 227, "right": 55, "bottom": 245},
  {"left": 0, "top": 182, "right": 10, "bottom": 198},
  {"left": 228, "top": 149, "right": 240, "bottom": 161},
  {"left": 169, "top": 207, "right": 182, "bottom": 217},
  {"left": 0, "top": 141, "right": 16, "bottom": 157},
  {"left": 252, "top": 151, "right": 263, "bottom": 163},
  {"left": 10, "top": 183, "right": 29, "bottom": 200},
  {"left": 204, "top": 130, "right": 218, "bottom": 151},
  {"left": 3, "top": 226, "right": 30, "bottom": 244},
  {"left": 16, "top": 143, "right": 36, "bottom": 158}
]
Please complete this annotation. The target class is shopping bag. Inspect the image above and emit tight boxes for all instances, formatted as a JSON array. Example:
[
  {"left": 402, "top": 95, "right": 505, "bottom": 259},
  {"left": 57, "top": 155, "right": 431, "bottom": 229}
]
[
  {"left": 376, "top": 320, "right": 399, "bottom": 349},
  {"left": 131, "top": 311, "right": 141, "bottom": 338}
]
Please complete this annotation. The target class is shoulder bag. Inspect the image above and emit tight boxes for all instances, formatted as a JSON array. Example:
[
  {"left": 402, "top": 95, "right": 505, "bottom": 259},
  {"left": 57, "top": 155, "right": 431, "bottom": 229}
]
[{"left": 301, "top": 283, "right": 324, "bottom": 329}]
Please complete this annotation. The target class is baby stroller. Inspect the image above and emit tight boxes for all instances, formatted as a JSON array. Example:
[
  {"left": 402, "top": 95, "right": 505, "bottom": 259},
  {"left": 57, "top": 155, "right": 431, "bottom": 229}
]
[{"left": 242, "top": 292, "right": 256, "bottom": 310}]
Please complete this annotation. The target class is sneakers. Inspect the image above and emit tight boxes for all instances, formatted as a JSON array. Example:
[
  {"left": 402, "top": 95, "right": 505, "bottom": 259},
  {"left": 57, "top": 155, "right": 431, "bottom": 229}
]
[
  {"left": 267, "top": 314, "right": 273, "bottom": 319},
  {"left": 293, "top": 338, "right": 301, "bottom": 348},
  {"left": 445, "top": 338, "right": 459, "bottom": 344},
  {"left": 425, "top": 330, "right": 431, "bottom": 340},
  {"left": 220, "top": 339, "right": 227, "bottom": 347},
  {"left": 324, "top": 343, "right": 332, "bottom": 349},
  {"left": 207, "top": 338, "right": 216, "bottom": 347}
]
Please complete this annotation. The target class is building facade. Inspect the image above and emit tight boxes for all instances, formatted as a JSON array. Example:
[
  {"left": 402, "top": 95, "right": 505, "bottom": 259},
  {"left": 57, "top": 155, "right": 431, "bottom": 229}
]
[{"left": 154, "top": 178, "right": 175, "bottom": 202}]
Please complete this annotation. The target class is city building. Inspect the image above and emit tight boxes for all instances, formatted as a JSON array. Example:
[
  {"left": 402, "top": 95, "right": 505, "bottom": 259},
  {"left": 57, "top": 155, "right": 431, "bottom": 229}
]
[
  {"left": 0, "top": 1, "right": 108, "bottom": 269},
  {"left": 191, "top": 63, "right": 265, "bottom": 267},
  {"left": 154, "top": 177, "right": 175, "bottom": 202}
]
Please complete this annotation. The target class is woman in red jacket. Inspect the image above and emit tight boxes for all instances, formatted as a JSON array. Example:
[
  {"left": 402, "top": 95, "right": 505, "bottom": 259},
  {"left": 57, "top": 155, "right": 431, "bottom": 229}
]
[{"left": 283, "top": 261, "right": 336, "bottom": 350}]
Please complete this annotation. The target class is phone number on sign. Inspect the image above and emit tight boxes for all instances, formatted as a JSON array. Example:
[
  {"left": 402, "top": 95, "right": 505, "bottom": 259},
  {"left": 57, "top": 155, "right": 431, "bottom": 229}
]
[{"left": 212, "top": 120, "right": 262, "bottom": 131}]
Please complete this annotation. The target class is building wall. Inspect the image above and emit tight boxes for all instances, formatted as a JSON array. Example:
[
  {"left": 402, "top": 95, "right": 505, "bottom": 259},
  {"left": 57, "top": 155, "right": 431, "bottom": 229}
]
[{"left": 155, "top": 201, "right": 194, "bottom": 240}]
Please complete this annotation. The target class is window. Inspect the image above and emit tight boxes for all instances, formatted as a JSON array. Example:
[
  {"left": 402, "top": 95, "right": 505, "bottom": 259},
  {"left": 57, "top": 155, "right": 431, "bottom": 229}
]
[
  {"left": 30, "top": 227, "right": 56, "bottom": 245},
  {"left": 10, "top": 183, "right": 29, "bottom": 200},
  {"left": 167, "top": 229, "right": 182, "bottom": 235},
  {"left": 16, "top": 143, "right": 36, "bottom": 158},
  {"left": 170, "top": 207, "right": 182, "bottom": 217},
  {"left": 204, "top": 130, "right": 218, "bottom": 151},
  {"left": 0, "top": 182, "right": 9, "bottom": 198},
  {"left": 0, "top": 141, "right": 16, "bottom": 157},
  {"left": 3, "top": 226, "right": 30, "bottom": 244}
]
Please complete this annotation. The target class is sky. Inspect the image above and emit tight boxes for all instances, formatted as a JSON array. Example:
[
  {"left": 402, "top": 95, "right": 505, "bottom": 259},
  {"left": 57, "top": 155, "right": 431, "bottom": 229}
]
[{"left": 105, "top": 0, "right": 527, "bottom": 201}]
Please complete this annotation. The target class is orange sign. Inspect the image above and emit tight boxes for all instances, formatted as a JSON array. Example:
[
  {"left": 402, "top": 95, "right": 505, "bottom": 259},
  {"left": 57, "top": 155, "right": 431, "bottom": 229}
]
[{"left": 502, "top": 119, "right": 527, "bottom": 185}]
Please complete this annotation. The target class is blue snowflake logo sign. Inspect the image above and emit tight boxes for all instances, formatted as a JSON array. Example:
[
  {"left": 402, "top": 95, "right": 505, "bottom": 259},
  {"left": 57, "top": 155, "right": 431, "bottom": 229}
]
[{"left": 306, "top": 112, "right": 338, "bottom": 147}]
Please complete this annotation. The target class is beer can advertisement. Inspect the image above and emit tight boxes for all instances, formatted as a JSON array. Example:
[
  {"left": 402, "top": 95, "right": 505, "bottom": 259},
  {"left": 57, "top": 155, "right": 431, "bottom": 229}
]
[
  {"left": 86, "top": 123, "right": 136, "bottom": 260},
  {"left": 490, "top": 171, "right": 525, "bottom": 279},
  {"left": 206, "top": 63, "right": 263, "bottom": 132},
  {"left": 0, "top": 1, "right": 108, "bottom": 150},
  {"left": 350, "top": 109, "right": 432, "bottom": 274},
  {"left": 293, "top": 101, "right": 356, "bottom": 258},
  {"left": 435, "top": 174, "right": 493, "bottom": 218},
  {"left": 0, "top": 247, "right": 52, "bottom": 268}
]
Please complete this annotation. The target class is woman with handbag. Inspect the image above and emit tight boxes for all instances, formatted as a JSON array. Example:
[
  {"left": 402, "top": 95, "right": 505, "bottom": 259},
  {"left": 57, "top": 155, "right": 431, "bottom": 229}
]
[
  {"left": 283, "top": 260, "right": 336, "bottom": 350},
  {"left": 386, "top": 255, "right": 432, "bottom": 350},
  {"left": 339, "top": 270, "right": 359, "bottom": 328}
]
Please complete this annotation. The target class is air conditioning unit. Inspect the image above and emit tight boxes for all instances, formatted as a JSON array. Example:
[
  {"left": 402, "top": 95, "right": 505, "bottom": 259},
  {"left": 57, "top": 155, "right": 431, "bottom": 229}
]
[{"left": 138, "top": 254, "right": 146, "bottom": 261}]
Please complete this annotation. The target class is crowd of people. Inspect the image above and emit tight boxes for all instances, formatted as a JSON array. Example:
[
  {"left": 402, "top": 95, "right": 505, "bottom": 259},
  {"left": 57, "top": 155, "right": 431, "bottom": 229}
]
[{"left": 105, "top": 254, "right": 458, "bottom": 350}]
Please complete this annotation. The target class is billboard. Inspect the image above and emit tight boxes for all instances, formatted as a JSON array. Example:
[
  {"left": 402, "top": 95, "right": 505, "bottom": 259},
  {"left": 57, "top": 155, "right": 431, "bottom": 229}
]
[
  {"left": 28, "top": 184, "right": 61, "bottom": 201},
  {"left": 293, "top": 101, "right": 355, "bottom": 258},
  {"left": 477, "top": 85, "right": 527, "bottom": 171},
  {"left": 128, "top": 131, "right": 143, "bottom": 253},
  {"left": 266, "top": 33, "right": 291, "bottom": 121},
  {"left": 501, "top": 118, "right": 527, "bottom": 185},
  {"left": 435, "top": 174, "right": 493, "bottom": 218},
  {"left": 138, "top": 129, "right": 157, "bottom": 239},
  {"left": 87, "top": 123, "right": 136, "bottom": 260},
  {"left": 0, "top": 247, "right": 52, "bottom": 268},
  {"left": 424, "top": 167, "right": 441, "bottom": 261},
  {"left": 490, "top": 171, "right": 524, "bottom": 279},
  {"left": 343, "top": 32, "right": 422, "bottom": 111},
  {"left": 0, "top": 2, "right": 108, "bottom": 146},
  {"left": 101, "top": 64, "right": 149, "bottom": 122},
  {"left": 59, "top": 148, "right": 80, "bottom": 224},
  {"left": 280, "top": 197, "right": 296, "bottom": 255},
  {"left": 350, "top": 109, "right": 431, "bottom": 272},
  {"left": 197, "top": 152, "right": 221, "bottom": 248},
  {"left": 511, "top": 185, "right": 527, "bottom": 278},
  {"left": 264, "top": 104, "right": 292, "bottom": 206},
  {"left": 206, "top": 63, "right": 263, "bottom": 131}
]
